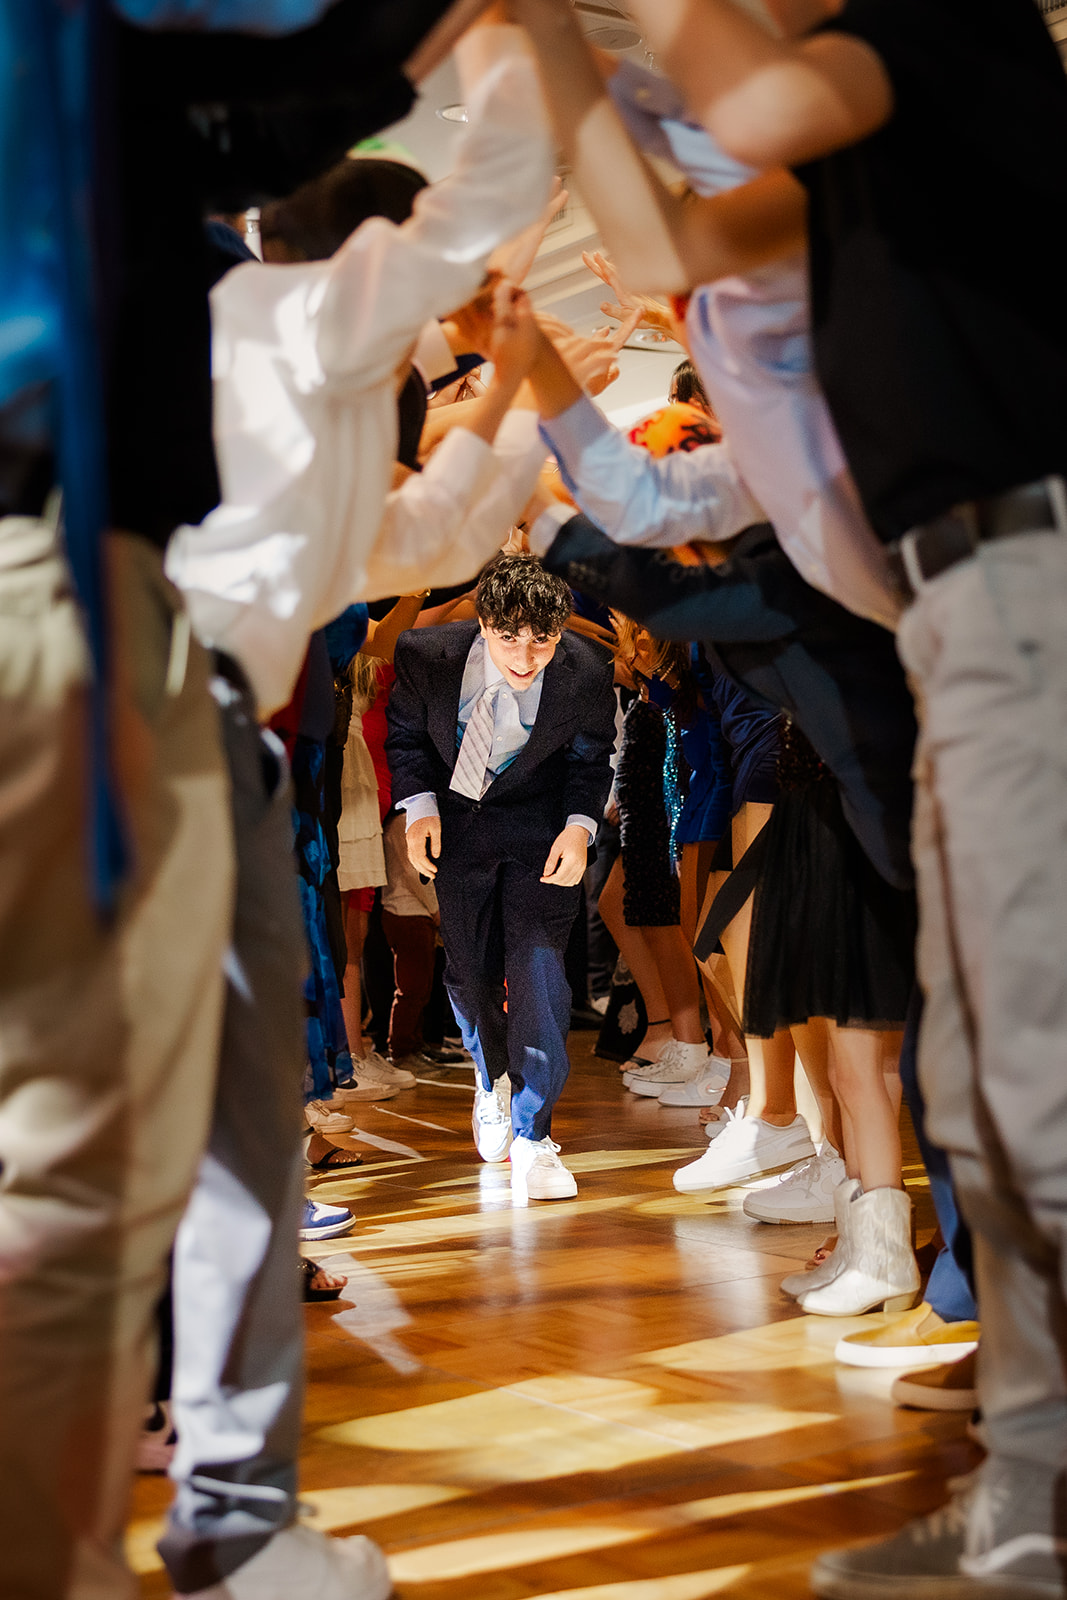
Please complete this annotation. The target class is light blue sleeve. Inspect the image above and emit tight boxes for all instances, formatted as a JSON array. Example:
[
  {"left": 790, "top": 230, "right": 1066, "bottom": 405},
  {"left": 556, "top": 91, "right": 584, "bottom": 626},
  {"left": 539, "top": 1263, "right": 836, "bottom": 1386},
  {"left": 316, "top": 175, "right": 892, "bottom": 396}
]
[
  {"left": 111, "top": 0, "right": 339, "bottom": 32},
  {"left": 608, "top": 59, "right": 755, "bottom": 198},
  {"left": 539, "top": 394, "right": 757, "bottom": 549}
]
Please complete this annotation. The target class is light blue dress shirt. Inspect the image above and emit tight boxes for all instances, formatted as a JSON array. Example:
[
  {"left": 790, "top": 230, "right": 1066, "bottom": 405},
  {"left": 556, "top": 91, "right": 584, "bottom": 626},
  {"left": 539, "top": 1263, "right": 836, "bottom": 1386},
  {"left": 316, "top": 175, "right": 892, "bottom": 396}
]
[
  {"left": 400, "top": 636, "right": 599, "bottom": 840},
  {"left": 532, "top": 60, "right": 897, "bottom": 632}
]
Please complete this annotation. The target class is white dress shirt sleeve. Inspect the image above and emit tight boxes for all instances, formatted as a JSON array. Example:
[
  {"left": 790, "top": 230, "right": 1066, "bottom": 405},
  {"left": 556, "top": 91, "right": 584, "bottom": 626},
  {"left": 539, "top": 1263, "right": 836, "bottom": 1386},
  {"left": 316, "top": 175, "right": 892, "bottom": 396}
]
[
  {"left": 361, "top": 409, "right": 549, "bottom": 601},
  {"left": 539, "top": 393, "right": 763, "bottom": 549},
  {"left": 315, "top": 30, "right": 554, "bottom": 393}
]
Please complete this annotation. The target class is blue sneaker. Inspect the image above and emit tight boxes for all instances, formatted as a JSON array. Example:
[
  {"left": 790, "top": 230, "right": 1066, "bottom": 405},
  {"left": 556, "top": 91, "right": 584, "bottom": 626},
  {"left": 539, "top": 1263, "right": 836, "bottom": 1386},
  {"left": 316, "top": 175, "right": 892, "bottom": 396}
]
[{"left": 300, "top": 1199, "right": 355, "bottom": 1241}]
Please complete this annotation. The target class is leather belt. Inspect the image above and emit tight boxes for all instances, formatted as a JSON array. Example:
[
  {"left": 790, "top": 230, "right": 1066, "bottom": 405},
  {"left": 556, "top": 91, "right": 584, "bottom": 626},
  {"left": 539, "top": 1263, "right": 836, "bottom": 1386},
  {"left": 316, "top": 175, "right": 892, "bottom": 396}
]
[{"left": 886, "top": 476, "right": 1067, "bottom": 602}]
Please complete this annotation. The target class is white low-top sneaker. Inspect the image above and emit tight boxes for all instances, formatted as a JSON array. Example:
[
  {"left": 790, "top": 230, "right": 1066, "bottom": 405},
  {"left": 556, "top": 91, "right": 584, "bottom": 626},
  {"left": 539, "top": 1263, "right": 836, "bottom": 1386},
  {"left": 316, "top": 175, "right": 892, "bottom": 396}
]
[
  {"left": 742, "top": 1141, "right": 846, "bottom": 1223},
  {"left": 178, "top": 1522, "right": 392, "bottom": 1600},
  {"left": 337, "top": 1052, "right": 414, "bottom": 1091},
  {"left": 673, "top": 1113, "right": 815, "bottom": 1192},
  {"left": 657, "top": 1060, "right": 731, "bottom": 1105},
  {"left": 510, "top": 1136, "right": 577, "bottom": 1204},
  {"left": 623, "top": 1040, "right": 712, "bottom": 1093},
  {"left": 472, "top": 1074, "right": 513, "bottom": 1163},
  {"left": 305, "top": 1099, "right": 354, "bottom": 1135}
]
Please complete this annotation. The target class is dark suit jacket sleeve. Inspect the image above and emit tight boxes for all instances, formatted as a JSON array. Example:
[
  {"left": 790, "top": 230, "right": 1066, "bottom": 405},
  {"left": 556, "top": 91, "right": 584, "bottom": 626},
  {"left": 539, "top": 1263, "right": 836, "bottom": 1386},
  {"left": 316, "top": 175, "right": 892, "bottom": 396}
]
[
  {"left": 542, "top": 514, "right": 797, "bottom": 645},
  {"left": 384, "top": 630, "right": 439, "bottom": 806},
  {"left": 561, "top": 638, "right": 617, "bottom": 826}
]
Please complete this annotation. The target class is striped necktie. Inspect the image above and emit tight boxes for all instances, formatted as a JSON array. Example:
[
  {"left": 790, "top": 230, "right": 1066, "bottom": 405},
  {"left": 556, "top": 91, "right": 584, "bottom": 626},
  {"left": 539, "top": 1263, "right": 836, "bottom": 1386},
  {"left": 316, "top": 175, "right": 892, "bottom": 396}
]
[{"left": 450, "top": 685, "right": 498, "bottom": 801}]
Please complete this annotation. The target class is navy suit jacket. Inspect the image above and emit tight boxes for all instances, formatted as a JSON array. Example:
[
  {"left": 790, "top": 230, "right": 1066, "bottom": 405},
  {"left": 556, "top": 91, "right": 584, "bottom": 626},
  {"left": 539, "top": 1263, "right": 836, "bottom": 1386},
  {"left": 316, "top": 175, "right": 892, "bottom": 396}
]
[
  {"left": 542, "top": 516, "right": 916, "bottom": 891},
  {"left": 386, "top": 621, "right": 616, "bottom": 871}
]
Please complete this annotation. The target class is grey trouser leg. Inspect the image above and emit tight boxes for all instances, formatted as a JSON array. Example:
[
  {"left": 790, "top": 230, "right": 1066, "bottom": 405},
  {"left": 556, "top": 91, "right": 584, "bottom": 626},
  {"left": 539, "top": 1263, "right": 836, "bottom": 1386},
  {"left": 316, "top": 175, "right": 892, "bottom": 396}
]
[
  {"left": 899, "top": 529, "right": 1067, "bottom": 1473},
  {"left": 0, "top": 522, "right": 233, "bottom": 1600},
  {"left": 160, "top": 662, "right": 309, "bottom": 1595}
]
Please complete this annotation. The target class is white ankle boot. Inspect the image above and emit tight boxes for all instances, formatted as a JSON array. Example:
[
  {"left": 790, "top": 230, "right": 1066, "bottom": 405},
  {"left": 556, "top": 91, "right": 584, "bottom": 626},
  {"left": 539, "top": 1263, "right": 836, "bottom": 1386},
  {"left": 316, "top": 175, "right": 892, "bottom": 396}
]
[
  {"left": 797, "top": 1184, "right": 919, "bottom": 1316},
  {"left": 779, "top": 1176, "right": 861, "bottom": 1298}
]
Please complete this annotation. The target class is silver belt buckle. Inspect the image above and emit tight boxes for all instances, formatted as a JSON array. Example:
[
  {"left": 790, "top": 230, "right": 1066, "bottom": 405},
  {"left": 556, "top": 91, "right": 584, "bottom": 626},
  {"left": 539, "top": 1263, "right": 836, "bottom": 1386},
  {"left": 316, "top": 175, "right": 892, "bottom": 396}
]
[{"left": 1044, "top": 475, "right": 1067, "bottom": 535}]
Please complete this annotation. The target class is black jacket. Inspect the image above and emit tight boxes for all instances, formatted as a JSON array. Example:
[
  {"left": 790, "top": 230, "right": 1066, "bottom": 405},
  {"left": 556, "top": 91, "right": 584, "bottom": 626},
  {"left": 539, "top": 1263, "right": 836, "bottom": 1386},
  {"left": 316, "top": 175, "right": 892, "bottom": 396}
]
[
  {"left": 543, "top": 516, "right": 916, "bottom": 891},
  {"left": 386, "top": 621, "right": 616, "bottom": 869}
]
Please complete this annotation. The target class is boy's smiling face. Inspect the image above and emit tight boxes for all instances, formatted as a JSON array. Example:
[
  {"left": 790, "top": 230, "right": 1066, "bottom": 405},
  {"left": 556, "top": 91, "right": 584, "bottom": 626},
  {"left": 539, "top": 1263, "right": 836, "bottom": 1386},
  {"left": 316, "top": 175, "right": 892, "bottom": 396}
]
[{"left": 480, "top": 623, "right": 562, "bottom": 691}]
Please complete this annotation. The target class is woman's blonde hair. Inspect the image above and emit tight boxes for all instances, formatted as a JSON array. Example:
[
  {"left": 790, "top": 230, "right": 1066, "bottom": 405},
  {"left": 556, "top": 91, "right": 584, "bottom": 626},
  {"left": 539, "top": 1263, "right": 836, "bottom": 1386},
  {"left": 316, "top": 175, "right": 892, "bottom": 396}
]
[
  {"left": 610, "top": 611, "right": 688, "bottom": 687},
  {"left": 349, "top": 651, "right": 385, "bottom": 705}
]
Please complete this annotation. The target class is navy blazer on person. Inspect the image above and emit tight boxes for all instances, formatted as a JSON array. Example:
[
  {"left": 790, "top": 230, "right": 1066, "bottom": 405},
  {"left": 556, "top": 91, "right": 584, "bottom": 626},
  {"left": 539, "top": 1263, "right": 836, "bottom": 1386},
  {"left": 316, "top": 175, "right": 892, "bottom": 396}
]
[
  {"left": 541, "top": 515, "right": 916, "bottom": 891},
  {"left": 386, "top": 620, "right": 616, "bottom": 871}
]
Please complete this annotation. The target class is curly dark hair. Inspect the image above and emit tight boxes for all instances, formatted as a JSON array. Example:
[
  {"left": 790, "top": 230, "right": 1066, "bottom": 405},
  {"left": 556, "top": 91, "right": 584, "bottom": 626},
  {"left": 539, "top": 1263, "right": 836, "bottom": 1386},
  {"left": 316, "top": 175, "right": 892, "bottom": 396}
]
[{"left": 475, "top": 554, "right": 572, "bottom": 638}]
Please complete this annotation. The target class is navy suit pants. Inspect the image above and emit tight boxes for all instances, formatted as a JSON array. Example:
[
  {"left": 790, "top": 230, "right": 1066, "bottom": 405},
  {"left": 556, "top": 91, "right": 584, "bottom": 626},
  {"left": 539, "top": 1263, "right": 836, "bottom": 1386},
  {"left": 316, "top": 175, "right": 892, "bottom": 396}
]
[{"left": 435, "top": 853, "right": 579, "bottom": 1141}]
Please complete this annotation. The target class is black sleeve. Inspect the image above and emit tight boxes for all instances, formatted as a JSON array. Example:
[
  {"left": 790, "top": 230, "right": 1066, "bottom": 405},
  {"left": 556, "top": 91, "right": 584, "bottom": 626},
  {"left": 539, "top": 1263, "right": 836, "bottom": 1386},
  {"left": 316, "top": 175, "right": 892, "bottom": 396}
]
[
  {"left": 561, "top": 644, "right": 617, "bottom": 827},
  {"left": 541, "top": 515, "right": 797, "bottom": 646},
  {"left": 384, "top": 634, "right": 439, "bottom": 806}
]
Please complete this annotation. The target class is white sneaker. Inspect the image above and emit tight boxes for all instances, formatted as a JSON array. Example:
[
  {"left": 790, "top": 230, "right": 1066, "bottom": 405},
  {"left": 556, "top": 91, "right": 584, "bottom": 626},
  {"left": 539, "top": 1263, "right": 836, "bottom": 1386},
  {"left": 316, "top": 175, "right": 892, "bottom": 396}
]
[
  {"left": 176, "top": 1522, "right": 392, "bottom": 1600},
  {"left": 623, "top": 1040, "right": 714, "bottom": 1092},
  {"left": 673, "top": 1113, "right": 815, "bottom": 1192},
  {"left": 510, "top": 1136, "right": 577, "bottom": 1204},
  {"left": 305, "top": 1099, "right": 355, "bottom": 1135},
  {"left": 338, "top": 1052, "right": 414, "bottom": 1091},
  {"left": 742, "top": 1141, "right": 846, "bottom": 1223},
  {"left": 702, "top": 1097, "right": 748, "bottom": 1141},
  {"left": 656, "top": 1060, "right": 731, "bottom": 1105},
  {"left": 472, "top": 1075, "right": 513, "bottom": 1162}
]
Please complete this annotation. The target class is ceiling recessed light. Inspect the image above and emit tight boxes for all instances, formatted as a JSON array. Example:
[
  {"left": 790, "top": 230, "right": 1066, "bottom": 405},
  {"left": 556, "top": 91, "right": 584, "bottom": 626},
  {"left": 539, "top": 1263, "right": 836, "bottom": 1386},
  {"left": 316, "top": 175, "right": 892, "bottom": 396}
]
[
  {"left": 436, "top": 103, "right": 469, "bottom": 124},
  {"left": 586, "top": 23, "right": 642, "bottom": 50}
]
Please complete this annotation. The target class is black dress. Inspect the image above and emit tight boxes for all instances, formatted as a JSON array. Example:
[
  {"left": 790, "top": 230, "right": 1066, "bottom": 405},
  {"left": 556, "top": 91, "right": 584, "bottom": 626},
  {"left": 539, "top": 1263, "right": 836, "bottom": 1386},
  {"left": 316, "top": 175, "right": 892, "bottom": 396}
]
[
  {"left": 743, "top": 721, "right": 916, "bottom": 1037},
  {"left": 615, "top": 696, "right": 681, "bottom": 928}
]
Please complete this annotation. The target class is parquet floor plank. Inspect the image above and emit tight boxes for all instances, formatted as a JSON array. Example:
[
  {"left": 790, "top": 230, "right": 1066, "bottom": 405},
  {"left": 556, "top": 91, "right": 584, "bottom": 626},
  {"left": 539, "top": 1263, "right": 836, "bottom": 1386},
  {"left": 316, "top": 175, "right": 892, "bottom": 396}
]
[{"left": 131, "top": 1032, "right": 976, "bottom": 1599}]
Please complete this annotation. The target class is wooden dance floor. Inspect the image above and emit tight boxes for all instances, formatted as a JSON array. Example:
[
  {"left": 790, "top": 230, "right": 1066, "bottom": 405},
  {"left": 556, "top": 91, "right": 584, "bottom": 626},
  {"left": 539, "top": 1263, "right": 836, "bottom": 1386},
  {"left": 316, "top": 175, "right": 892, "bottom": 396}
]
[{"left": 130, "top": 1032, "right": 977, "bottom": 1599}]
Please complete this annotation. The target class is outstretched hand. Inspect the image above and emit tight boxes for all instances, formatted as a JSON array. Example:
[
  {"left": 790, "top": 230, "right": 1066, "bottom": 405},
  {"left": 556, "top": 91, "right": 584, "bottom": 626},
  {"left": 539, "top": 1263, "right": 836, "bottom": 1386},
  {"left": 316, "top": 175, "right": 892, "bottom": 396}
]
[
  {"left": 490, "top": 280, "right": 542, "bottom": 389},
  {"left": 581, "top": 249, "right": 674, "bottom": 335},
  {"left": 541, "top": 823, "right": 590, "bottom": 886},
  {"left": 535, "top": 311, "right": 640, "bottom": 396}
]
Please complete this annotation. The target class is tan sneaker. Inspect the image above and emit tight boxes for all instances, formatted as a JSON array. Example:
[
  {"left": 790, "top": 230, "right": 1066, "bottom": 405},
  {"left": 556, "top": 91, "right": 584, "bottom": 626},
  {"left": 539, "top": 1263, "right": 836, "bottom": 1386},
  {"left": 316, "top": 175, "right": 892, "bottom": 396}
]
[{"left": 891, "top": 1349, "right": 978, "bottom": 1411}]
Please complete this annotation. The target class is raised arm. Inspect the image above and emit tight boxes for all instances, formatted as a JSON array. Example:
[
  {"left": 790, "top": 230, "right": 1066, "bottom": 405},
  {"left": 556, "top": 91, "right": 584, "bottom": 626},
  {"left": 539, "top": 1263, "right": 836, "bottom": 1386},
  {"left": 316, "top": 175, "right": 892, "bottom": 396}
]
[
  {"left": 510, "top": 0, "right": 806, "bottom": 291},
  {"left": 525, "top": 323, "right": 761, "bottom": 548},
  {"left": 622, "top": 0, "right": 893, "bottom": 169}
]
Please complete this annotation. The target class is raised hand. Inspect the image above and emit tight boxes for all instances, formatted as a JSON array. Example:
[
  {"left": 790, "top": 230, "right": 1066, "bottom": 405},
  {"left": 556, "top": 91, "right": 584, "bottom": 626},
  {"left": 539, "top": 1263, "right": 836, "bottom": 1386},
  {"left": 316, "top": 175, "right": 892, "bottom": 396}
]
[
  {"left": 490, "top": 280, "right": 542, "bottom": 387},
  {"left": 581, "top": 249, "right": 673, "bottom": 335}
]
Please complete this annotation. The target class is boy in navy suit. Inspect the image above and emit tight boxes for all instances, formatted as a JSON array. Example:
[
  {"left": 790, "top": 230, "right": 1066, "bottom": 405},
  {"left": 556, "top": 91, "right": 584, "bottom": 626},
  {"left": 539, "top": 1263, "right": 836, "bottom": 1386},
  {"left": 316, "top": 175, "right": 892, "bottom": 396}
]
[{"left": 386, "top": 554, "right": 616, "bottom": 1202}]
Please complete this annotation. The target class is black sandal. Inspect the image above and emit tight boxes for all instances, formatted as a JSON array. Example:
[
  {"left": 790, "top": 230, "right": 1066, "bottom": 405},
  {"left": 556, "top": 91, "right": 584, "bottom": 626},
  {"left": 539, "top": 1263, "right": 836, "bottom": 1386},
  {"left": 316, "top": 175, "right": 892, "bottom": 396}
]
[
  {"left": 300, "top": 1256, "right": 347, "bottom": 1302},
  {"left": 305, "top": 1136, "right": 364, "bottom": 1172}
]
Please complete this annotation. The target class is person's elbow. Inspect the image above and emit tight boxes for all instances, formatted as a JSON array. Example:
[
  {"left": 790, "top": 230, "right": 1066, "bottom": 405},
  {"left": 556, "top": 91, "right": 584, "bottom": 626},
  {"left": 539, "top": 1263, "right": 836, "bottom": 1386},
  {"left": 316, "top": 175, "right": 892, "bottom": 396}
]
[{"left": 701, "top": 54, "right": 893, "bottom": 170}]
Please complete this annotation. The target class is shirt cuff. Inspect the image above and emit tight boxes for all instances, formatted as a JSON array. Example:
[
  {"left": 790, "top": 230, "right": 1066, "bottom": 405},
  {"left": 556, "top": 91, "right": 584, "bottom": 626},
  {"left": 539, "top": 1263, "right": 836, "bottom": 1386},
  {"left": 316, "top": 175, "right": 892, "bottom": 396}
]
[
  {"left": 412, "top": 318, "right": 457, "bottom": 386},
  {"left": 528, "top": 500, "right": 577, "bottom": 557},
  {"left": 566, "top": 813, "right": 598, "bottom": 844},
  {"left": 420, "top": 424, "right": 496, "bottom": 497},
  {"left": 400, "top": 793, "right": 440, "bottom": 826},
  {"left": 539, "top": 391, "right": 612, "bottom": 460}
]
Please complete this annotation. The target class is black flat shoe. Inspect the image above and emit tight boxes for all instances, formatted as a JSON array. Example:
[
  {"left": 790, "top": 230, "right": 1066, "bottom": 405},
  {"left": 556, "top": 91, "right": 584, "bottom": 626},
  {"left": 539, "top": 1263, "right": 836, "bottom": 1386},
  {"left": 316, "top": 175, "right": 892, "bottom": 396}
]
[{"left": 300, "top": 1257, "right": 347, "bottom": 1302}]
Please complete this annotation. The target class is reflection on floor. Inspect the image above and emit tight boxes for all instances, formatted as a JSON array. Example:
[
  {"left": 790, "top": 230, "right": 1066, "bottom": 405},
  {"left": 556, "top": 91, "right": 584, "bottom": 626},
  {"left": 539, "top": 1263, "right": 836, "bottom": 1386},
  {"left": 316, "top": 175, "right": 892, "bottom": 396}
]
[{"left": 130, "top": 1032, "right": 977, "bottom": 1599}]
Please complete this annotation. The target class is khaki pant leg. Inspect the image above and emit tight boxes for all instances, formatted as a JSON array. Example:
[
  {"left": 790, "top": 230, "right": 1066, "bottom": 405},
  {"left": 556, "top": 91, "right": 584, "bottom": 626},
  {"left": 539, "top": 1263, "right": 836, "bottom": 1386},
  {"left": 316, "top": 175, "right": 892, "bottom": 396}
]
[
  {"left": 899, "top": 532, "right": 1067, "bottom": 1472},
  {"left": 0, "top": 523, "right": 234, "bottom": 1599}
]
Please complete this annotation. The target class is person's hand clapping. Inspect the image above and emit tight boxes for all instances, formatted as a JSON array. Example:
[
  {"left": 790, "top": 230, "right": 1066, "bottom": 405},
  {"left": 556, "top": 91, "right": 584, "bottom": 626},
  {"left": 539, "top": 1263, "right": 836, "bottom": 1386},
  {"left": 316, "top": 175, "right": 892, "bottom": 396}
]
[{"left": 489, "top": 280, "right": 542, "bottom": 388}]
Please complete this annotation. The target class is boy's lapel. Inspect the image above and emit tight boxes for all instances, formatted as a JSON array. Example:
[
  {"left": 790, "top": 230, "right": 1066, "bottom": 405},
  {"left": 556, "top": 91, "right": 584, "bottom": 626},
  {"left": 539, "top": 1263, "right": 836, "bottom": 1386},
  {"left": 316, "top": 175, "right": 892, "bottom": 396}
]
[{"left": 427, "top": 626, "right": 476, "bottom": 771}]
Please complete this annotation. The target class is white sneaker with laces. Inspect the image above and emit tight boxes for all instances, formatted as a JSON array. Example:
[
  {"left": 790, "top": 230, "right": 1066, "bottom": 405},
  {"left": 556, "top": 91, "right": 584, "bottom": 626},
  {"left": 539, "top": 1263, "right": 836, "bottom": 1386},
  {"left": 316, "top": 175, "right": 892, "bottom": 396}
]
[
  {"left": 472, "top": 1074, "right": 513, "bottom": 1162},
  {"left": 673, "top": 1113, "right": 815, "bottom": 1192},
  {"left": 742, "top": 1141, "right": 847, "bottom": 1223},
  {"left": 305, "top": 1099, "right": 354, "bottom": 1135},
  {"left": 176, "top": 1522, "right": 392, "bottom": 1600},
  {"left": 510, "top": 1136, "right": 577, "bottom": 1204},
  {"left": 623, "top": 1040, "right": 714, "bottom": 1092},
  {"left": 337, "top": 1051, "right": 414, "bottom": 1091},
  {"left": 656, "top": 1060, "right": 732, "bottom": 1105}
]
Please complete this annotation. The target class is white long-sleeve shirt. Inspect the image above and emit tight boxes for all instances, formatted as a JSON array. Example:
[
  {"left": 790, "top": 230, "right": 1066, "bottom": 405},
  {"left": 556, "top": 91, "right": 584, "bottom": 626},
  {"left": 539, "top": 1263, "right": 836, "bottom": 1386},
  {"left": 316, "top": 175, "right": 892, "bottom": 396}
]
[
  {"left": 165, "top": 25, "right": 553, "bottom": 714},
  {"left": 361, "top": 408, "right": 548, "bottom": 601}
]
